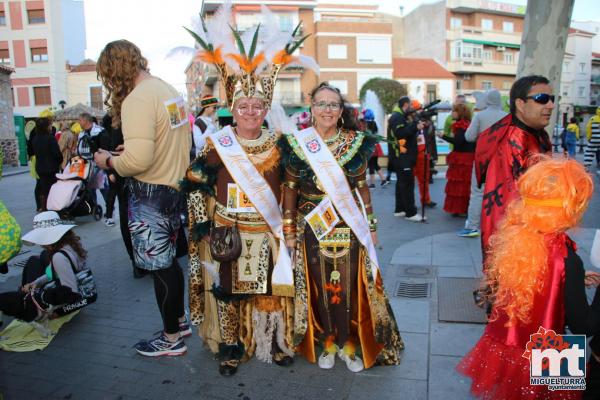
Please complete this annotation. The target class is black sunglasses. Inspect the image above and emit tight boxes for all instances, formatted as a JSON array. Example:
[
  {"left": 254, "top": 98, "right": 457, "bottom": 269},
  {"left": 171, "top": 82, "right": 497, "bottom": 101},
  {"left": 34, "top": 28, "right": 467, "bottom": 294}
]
[{"left": 525, "top": 93, "right": 555, "bottom": 104}]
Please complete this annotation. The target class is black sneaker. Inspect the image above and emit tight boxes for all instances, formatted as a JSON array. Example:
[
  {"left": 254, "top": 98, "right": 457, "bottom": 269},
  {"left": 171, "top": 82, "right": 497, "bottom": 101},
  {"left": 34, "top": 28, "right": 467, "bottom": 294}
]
[
  {"left": 381, "top": 180, "right": 390, "bottom": 187},
  {"left": 134, "top": 332, "right": 187, "bottom": 357},
  {"left": 368, "top": 184, "right": 375, "bottom": 188}
]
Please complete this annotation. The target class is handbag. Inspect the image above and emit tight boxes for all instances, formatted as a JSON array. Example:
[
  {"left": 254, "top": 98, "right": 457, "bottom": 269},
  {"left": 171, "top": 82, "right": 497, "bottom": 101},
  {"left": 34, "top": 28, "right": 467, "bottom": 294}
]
[
  {"left": 45, "top": 250, "right": 98, "bottom": 314},
  {"left": 209, "top": 222, "right": 242, "bottom": 262}
]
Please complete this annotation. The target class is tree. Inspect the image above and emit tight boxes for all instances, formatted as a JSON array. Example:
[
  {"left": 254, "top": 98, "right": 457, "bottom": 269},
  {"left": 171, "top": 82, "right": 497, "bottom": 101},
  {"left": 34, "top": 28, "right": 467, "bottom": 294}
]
[{"left": 359, "top": 78, "right": 407, "bottom": 114}]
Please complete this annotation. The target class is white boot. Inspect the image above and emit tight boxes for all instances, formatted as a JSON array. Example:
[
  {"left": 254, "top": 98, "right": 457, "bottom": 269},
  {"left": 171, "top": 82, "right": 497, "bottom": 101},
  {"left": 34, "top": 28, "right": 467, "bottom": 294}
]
[{"left": 338, "top": 348, "right": 364, "bottom": 372}]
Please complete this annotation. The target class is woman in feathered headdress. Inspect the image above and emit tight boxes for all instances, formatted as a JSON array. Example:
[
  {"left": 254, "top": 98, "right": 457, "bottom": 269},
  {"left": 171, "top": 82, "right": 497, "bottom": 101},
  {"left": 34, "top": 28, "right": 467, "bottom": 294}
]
[{"left": 458, "top": 157, "right": 600, "bottom": 399}]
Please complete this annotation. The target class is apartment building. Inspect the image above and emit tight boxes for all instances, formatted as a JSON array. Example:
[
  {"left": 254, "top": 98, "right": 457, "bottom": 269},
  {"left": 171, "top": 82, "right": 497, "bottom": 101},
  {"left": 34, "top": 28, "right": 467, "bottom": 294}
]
[
  {"left": 314, "top": 3, "right": 393, "bottom": 103},
  {"left": 559, "top": 28, "right": 595, "bottom": 122},
  {"left": 0, "top": 0, "right": 86, "bottom": 118},
  {"left": 186, "top": 0, "right": 393, "bottom": 110},
  {"left": 65, "top": 59, "right": 104, "bottom": 111},
  {"left": 401, "top": 0, "right": 525, "bottom": 97}
]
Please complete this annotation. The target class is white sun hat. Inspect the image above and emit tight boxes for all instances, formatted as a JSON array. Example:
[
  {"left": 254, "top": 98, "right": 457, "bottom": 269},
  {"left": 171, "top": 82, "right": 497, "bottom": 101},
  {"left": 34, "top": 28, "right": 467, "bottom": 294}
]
[{"left": 21, "top": 211, "right": 76, "bottom": 246}]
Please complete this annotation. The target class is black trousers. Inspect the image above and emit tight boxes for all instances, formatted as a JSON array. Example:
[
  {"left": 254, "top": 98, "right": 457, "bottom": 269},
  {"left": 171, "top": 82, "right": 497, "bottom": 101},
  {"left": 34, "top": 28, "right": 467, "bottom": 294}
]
[
  {"left": 152, "top": 260, "right": 185, "bottom": 334},
  {"left": 585, "top": 355, "right": 600, "bottom": 399},
  {"left": 105, "top": 178, "right": 119, "bottom": 219},
  {"left": 116, "top": 180, "right": 133, "bottom": 261},
  {"left": 0, "top": 254, "right": 48, "bottom": 321},
  {"left": 37, "top": 173, "right": 57, "bottom": 210},
  {"left": 394, "top": 166, "right": 417, "bottom": 217}
]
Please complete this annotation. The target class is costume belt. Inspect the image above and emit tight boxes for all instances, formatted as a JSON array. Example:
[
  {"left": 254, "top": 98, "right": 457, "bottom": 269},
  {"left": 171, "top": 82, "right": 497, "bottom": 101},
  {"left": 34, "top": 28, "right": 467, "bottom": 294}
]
[{"left": 214, "top": 212, "right": 271, "bottom": 234}]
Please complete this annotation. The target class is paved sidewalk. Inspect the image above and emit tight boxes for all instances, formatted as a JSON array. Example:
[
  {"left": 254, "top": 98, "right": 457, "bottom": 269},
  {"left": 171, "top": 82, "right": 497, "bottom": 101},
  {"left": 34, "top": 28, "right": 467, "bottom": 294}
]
[{"left": 0, "top": 170, "right": 599, "bottom": 399}]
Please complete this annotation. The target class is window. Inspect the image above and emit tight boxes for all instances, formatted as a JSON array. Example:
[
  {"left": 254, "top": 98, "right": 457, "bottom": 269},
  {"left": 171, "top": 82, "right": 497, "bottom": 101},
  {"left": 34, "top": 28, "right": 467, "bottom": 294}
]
[
  {"left": 0, "top": 49, "right": 9, "bottom": 64},
  {"left": 456, "top": 80, "right": 463, "bottom": 90},
  {"left": 562, "top": 85, "right": 570, "bottom": 96},
  {"left": 356, "top": 37, "right": 391, "bottom": 64},
  {"left": 31, "top": 47, "right": 48, "bottom": 62},
  {"left": 328, "top": 80, "right": 348, "bottom": 95},
  {"left": 0, "top": 10, "right": 6, "bottom": 26},
  {"left": 235, "top": 12, "right": 260, "bottom": 32},
  {"left": 426, "top": 84, "right": 437, "bottom": 103},
  {"left": 328, "top": 44, "right": 347, "bottom": 60},
  {"left": 33, "top": 86, "right": 51, "bottom": 105},
  {"left": 563, "top": 61, "right": 570, "bottom": 71},
  {"left": 483, "top": 50, "right": 493, "bottom": 61},
  {"left": 482, "top": 81, "right": 492, "bottom": 90},
  {"left": 503, "top": 52, "right": 514, "bottom": 64},
  {"left": 27, "top": 9, "right": 45, "bottom": 24},
  {"left": 502, "top": 21, "right": 514, "bottom": 33},
  {"left": 481, "top": 19, "right": 493, "bottom": 30},
  {"left": 89, "top": 86, "right": 103, "bottom": 110},
  {"left": 578, "top": 86, "right": 585, "bottom": 97},
  {"left": 579, "top": 63, "right": 586, "bottom": 73},
  {"left": 451, "top": 41, "right": 483, "bottom": 61},
  {"left": 450, "top": 17, "right": 462, "bottom": 29},
  {"left": 279, "top": 14, "right": 294, "bottom": 32},
  {"left": 503, "top": 81, "right": 512, "bottom": 90}
]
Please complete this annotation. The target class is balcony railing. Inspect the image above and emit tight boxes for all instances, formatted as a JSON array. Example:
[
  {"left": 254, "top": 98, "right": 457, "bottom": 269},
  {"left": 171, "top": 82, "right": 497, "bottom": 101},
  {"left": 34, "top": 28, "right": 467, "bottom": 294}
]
[{"left": 273, "top": 91, "right": 303, "bottom": 105}]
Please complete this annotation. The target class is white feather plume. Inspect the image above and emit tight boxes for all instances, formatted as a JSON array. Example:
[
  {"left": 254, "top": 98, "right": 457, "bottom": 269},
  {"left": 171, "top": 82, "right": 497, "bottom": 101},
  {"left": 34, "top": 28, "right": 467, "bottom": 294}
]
[
  {"left": 190, "top": 15, "right": 209, "bottom": 44},
  {"left": 260, "top": 5, "right": 293, "bottom": 62},
  {"left": 204, "top": 0, "right": 238, "bottom": 70},
  {"left": 288, "top": 54, "right": 319, "bottom": 75},
  {"left": 362, "top": 90, "right": 385, "bottom": 137},
  {"left": 201, "top": 261, "right": 220, "bottom": 287},
  {"left": 267, "top": 102, "right": 298, "bottom": 134},
  {"left": 165, "top": 46, "right": 197, "bottom": 59}
]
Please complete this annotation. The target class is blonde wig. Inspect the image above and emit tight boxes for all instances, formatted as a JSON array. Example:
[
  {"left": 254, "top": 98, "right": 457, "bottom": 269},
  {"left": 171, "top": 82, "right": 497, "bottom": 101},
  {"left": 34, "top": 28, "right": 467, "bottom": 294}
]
[{"left": 96, "top": 40, "right": 148, "bottom": 128}]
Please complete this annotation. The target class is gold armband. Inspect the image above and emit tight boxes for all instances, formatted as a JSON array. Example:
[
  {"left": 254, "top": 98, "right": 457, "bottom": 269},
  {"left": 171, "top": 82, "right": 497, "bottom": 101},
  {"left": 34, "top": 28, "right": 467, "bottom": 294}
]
[
  {"left": 283, "top": 181, "right": 298, "bottom": 190},
  {"left": 356, "top": 180, "right": 368, "bottom": 189}
]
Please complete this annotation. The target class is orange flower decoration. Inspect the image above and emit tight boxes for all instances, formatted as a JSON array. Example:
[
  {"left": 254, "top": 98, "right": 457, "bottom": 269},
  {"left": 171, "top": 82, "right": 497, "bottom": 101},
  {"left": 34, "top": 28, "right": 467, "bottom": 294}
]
[
  {"left": 398, "top": 139, "right": 408, "bottom": 154},
  {"left": 522, "top": 327, "right": 571, "bottom": 371},
  {"left": 196, "top": 46, "right": 224, "bottom": 65},
  {"left": 228, "top": 53, "right": 266, "bottom": 73},
  {"left": 272, "top": 49, "right": 297, "bottom": 66}
]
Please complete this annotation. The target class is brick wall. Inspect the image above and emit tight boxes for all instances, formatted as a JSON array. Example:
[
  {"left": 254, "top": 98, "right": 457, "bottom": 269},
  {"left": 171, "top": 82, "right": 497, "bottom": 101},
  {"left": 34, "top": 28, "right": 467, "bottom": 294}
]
[{"left": 0, "top": 71, "right": 17, "bottom": 166}]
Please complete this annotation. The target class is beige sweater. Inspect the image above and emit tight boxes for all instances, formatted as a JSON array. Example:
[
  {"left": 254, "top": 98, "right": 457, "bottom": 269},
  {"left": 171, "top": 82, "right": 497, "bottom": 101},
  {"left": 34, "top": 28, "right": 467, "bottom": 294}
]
[{"left": 112, "top": 77, "right": 191, "bottom": 189}]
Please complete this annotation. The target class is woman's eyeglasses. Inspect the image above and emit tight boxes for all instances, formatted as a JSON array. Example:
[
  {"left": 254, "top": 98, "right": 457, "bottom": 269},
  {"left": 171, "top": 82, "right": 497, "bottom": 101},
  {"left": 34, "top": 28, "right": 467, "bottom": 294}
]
[
  {"left": 313, "top": 101, "right": 341, "bottom": 111},
  {"left": 525, "top": 93, "right": 555, "bottom": 105},
  {"left": 235, "top": 105, "right": 266, "bottom": 115}
]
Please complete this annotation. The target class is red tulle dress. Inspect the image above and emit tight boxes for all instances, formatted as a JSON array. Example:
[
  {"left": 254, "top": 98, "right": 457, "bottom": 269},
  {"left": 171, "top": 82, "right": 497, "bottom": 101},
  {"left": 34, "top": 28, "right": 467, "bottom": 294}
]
[
  {"left": 443, "top": 119, "right": 475, "bottom": 214},
  {"left": 457, "top": 234, "right": 582, "bottom": 400}
]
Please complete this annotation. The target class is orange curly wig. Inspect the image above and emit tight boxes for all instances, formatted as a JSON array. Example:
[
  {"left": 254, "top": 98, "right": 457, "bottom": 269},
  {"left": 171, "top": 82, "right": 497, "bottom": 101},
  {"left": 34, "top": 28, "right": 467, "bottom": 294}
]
[
  {"left": 96, "top": 40, "right": 149, "bottom": 128},
  {"left": 485, "top": 157, "right": 593, "bottom": 325}
]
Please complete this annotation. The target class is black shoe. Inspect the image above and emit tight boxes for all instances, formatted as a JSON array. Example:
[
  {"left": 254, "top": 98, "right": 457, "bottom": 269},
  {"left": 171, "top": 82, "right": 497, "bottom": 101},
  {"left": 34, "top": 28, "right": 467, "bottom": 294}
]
[
  {"left": 368, "top": 184, "right": 375, "bottom": 188},
  {"left": 273, "top": 353, "right": 294, "bottom": 367},
  {"left": 219, "top": 361, "right": 238, "bottom": 376},
  {"left": 0, "top": 262, "right": 8, "bottom": 274},
  {"left": 425, "top": 201, "right": 437, "bottom": 208}
]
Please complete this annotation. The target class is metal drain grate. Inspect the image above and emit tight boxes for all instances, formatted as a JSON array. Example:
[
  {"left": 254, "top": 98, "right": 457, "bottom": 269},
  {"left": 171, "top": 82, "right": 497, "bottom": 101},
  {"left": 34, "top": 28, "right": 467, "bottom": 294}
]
[{"left": 394, "top": 281, "right": 431, "bottom": 298}]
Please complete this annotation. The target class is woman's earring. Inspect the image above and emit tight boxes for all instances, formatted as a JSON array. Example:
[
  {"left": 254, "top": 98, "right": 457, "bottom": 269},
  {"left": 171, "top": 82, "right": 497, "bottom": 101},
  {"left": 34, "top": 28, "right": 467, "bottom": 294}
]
[{"left": 338, "top": 116, "right": 345, "bottom": 127}]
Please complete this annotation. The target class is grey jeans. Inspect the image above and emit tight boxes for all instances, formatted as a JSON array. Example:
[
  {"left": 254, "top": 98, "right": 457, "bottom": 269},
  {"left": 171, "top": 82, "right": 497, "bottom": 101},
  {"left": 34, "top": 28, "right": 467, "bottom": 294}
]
[{"left": 465, "top": 165, "right": 482, "bottom": 231}]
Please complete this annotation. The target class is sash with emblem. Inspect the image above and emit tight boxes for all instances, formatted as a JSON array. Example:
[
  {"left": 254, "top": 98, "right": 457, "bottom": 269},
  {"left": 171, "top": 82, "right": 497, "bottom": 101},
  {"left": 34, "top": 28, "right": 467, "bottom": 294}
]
[
  {"left": 208, "top": 126, "right": 293, "bottom": 296},
  {"left": 292, "top": 127, "right": 380, "bottom": 280}
]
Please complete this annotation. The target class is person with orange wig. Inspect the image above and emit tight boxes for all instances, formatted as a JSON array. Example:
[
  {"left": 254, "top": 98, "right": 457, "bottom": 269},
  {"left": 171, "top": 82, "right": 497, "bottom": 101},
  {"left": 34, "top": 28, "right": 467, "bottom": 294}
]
[{"left": 458, "top": 157, "right": 600, "bottom": 399}]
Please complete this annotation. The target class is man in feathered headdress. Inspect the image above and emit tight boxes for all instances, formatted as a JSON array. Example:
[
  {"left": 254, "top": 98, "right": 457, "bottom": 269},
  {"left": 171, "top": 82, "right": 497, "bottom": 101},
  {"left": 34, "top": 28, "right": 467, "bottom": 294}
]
[{"left": 178, "top": 2, "right": 318, "bottom": 376}]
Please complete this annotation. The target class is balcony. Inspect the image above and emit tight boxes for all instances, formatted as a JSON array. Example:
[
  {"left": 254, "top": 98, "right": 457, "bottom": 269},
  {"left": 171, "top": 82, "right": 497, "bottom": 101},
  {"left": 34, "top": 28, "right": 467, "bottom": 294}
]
[
  {"left": 448, "top": 25, "right": 521, "bottom": 48},
  {"left": 448, "top": 59, "right": 517, "bottom": 75}
]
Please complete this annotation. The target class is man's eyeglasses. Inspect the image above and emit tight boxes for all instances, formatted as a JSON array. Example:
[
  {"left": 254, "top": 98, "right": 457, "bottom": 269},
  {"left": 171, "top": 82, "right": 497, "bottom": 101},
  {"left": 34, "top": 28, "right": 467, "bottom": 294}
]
[
  {"left": 313, "top": 101, "right": 341, "bottom": 111},
  {"left": 525, "top": 93, "right": 555, "bottom": 105},
  {"left": 235, "top": 105, "right": 266, "bottom": 115}
]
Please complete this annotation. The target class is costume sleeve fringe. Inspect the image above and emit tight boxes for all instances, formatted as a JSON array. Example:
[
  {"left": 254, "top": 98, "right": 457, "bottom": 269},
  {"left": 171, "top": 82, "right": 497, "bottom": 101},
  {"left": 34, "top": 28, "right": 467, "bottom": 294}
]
[{"left": 179, "top": 156, "right": 220, "bottom": 196}]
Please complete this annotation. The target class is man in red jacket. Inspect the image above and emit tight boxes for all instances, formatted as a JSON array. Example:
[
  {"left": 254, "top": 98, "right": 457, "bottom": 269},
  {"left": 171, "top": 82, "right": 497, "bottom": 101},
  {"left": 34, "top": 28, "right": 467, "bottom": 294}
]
[{"left": 475, "top": 75, "right": 553, "bottom": 267}]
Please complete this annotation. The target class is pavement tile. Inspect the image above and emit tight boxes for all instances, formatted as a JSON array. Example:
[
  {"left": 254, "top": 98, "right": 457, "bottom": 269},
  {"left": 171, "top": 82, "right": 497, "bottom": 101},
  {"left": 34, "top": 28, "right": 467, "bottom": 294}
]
[
  {"left": 348, "top": 375, "right": 427, "bottom": 400},
  {"left": 390, "top": 299, "right": 430, "bottom": 333},
  {"left": 394, "top": 332, "right": 428, "bottom": 380},
  {"left": 436, "top": 266, "right": 478, "bottom": 278},
  {"left": 430, "top": 323, "right": 485, "bottom": 357},
  {"left": 428, "top": 355, "right": 475, "bottom": 400}
]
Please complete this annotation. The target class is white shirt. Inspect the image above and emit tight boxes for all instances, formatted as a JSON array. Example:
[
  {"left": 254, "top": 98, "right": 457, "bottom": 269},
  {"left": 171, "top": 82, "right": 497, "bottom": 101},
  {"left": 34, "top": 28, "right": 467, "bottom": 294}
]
[{"left": 193, "top": 116, "right": 217, "bottom": 156}]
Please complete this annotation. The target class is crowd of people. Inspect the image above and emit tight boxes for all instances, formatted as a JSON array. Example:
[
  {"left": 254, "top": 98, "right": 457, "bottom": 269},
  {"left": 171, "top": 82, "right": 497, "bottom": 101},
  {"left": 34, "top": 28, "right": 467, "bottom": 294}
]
[{"left": 2, "top": 6, "right": 600, "bottom": 398}]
